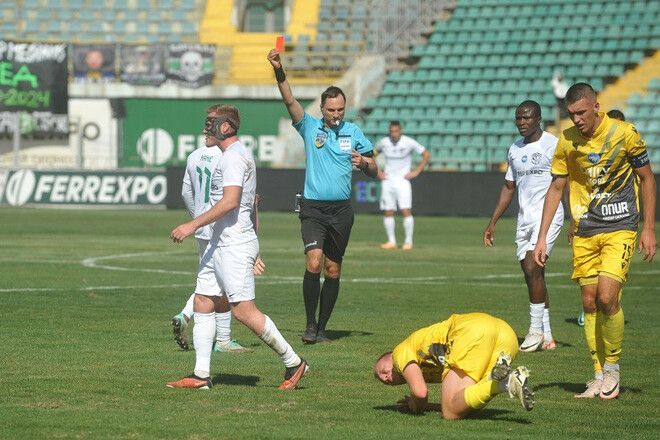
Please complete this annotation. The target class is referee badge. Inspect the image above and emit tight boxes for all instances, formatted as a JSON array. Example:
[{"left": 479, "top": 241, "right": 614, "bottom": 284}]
[
  {"left": 315, "top": 131, "right": 328, "bottom": 148},
  {"left": 339, "top": 137, "right": 352, "bottom": 152}
]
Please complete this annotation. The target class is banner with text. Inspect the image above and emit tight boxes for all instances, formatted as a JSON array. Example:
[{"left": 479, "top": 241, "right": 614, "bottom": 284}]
[
  {"left": 121, "top": 98, "right": 310, "bottom": 167},
  {"left": 0, "top": 40, "right": 68, "bottom": 114},
  {"left": 166, "top": 43, "right": 215, "bottom": 88},
  {"left": 0, "top": 111, "right": 69, "bottom": 138},
  {"left": 1, "top": 169, "right": 167, "bottom": 207}
]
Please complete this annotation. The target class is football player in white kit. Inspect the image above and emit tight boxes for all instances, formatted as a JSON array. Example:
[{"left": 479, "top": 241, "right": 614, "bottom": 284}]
[
  {"left": 376, "top": 121, "right": 431, "bottom": 250},
  {"left": 484, "top": 100, "right": 564, "bottom": 352},
  {"left": 168, "top": 105, "right": 307, "bottom": 390},
  {"left": 170, "top": 105, "right": 258, "bottom": 353}
]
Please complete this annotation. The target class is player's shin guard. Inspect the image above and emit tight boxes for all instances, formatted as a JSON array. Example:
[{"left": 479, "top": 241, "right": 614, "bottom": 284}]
[
  {"left": 383, "top": 216, "right": 396, "bottom": 244},
  {"left": 318, "top": 277, "right": 340, "bottom": 330},
  {"left": 602, "top": 307, "right": 624, "bottom": 365},
  {"left": 259, "top": 315, "right": 300, "bottom": 368},
  {"left": 583, "top": 312, "right": 602, "bottom": 374},
  {"left": 182, "top": 292, "right": 195, "bottom": 321},
  {"left": 303, "top": 271, "right": 320, "bottom": 326},
  {"left": 215, "top": 310, "right": 232, "bottom": 344},
  {"left": 193, "top": 312, "right": 216, "bottom": 377},
  {"left": 463, "top": 378, "right": 501, "bottom": 410},
  {"left": 403, "top": 215, "right": 414, "bottom": 245}
]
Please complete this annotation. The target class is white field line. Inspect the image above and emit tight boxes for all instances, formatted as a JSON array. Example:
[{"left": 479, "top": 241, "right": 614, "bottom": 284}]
[{"left": 1, "top": 251, "right": 657, "bottom": 293}]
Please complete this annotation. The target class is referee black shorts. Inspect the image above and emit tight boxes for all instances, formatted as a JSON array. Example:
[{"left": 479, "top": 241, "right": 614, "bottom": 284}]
[{"left": 299, "top": 198, "right": 354, "bottom": 264}]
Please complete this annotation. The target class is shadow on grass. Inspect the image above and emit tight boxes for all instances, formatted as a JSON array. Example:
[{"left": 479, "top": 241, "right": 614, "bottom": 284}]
[
  {"left": 372, "top": 405, "right": 530, "bottom": 423},
  {"left": 325, "top": 329, "right": 373, "bottom": 341},
  {"left": 535, "top": 381, "right": 641, "bottom": 395},
  {"left": 280, "top": 328, "right": 373, "bottom": 342},
  {"left": 211, "top": 373, "right": 260, "bottom": 387},
  {"left": 372, "top": 405, "right": 426, "bottom": 416},
  {"left": 515, "top": 337, "right": 574, "bottom": 349},
  {"left": 564, "top": 318, "right": 630, "bottom": 326}
]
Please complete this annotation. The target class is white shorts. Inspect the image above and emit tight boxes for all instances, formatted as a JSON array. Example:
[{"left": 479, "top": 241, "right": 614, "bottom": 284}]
[
  {"left": 194, "top": 239, "right": 223, "bottom": 296},
  {"left": 211, "top": 239, "right": 259, "bottom": 303},
  {"left": 380, "top": 178, "right": 412, "bottom": 211},
  {"left": 515, "top": 221, "right": 562, "bottom": 262}
]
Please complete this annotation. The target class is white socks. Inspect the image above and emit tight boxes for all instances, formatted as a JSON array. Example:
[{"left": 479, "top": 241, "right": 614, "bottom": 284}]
[
  {"left": 259, "top": 315, "right": 300, "bottom": 368},
  {"left": 215, "top": 311, "right": 232, "bottom": 345},
  {"left": 193, "top": 312, "right": 215, "bottom": 378},
  {"left": 529, "top": 302, "right": 544, "bottom": 334},
  {"left": 542, "top": 307, "right": 553, "bottom": 341},
  {"left": 182, "top": 292, "right": 195, "bottom": 321},
  {"left": 383, "top": 216, "right": 396, "bottom": 244},
  {"left": 383, "top": 216, "right": 414, "bottom": 245},
  {"left": 403, "top": 215, "right": 414, "bottom": 245}
]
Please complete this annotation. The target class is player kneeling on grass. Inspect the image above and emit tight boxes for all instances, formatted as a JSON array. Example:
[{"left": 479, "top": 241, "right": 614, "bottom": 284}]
[{"left": 374, "top": 313, "right": 534, "bottom": 419}]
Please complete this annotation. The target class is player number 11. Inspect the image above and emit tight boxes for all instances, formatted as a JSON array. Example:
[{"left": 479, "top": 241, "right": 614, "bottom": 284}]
[{"left": 196, "top": 166, "right": 212, "bottom": 203}]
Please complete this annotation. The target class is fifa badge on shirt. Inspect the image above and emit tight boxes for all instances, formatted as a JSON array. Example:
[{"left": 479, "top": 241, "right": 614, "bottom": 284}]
[
  {"left": 315, "top": 131, "right": 328, "bottom": 148},
  {"left": 339, "top": 137, "right": 352, "bottom": 152}
]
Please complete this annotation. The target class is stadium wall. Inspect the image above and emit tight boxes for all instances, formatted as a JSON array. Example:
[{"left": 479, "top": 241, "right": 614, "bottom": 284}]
[
  {"left": 166, "top": 168, "right": 517, "bottom": 217},
  {"left": 166, "top": 168, "right": 660, "bottom": 219}
]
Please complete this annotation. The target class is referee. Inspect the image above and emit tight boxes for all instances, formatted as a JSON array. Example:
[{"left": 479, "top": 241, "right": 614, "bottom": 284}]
[{"left": 267, "top": 48, "right": 378, "bottom": 344}]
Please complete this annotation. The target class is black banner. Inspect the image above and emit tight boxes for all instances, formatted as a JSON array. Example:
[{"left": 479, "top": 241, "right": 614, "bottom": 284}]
[
  {"left": 120, "top": 44, "right": 166, "bottom": 86},
  {"left": 0, "top": 111, "right": 69, "bottom": 138},
  {"left": 72, "top": 44, "right": 117, "bottom": 83},
  {"left": 166, "top": 43, "right": 215, "bottom": 88},
  {"left": 0, "top": 40, "right": 68, "bottom": 114}
]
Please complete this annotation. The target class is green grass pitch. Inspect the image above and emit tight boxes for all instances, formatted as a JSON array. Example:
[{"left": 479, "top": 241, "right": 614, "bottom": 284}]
[{"left": 1, "top": 208, "right": 658, "bottom": 439}]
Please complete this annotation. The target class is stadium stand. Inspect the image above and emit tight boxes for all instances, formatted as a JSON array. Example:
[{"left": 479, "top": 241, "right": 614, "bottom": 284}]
[
  {"left": 11, "top": 0, "right": 206, "bottom": 44},
  {"left": 624, "top": 78, "right": 660, "bottom": 165},
  {"left": 2, "top": 0, "right": 659, "bottom": 171},
  {"left": 359, "top": 0, "right": 660, "bottom": 171}
]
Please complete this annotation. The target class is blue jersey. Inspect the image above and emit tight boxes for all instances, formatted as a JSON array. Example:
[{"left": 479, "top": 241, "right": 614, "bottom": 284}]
[{"left": 293, "top": 112, "right": 373, "bottom": 201}]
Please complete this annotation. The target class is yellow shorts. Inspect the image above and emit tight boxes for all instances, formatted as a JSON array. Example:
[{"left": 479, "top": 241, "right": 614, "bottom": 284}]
[
  {"left": 446, "top": 315, "right": 518, "bottom": 382},
  {"left": 572, "top": 230, "right": 637, "bottom": 283}
]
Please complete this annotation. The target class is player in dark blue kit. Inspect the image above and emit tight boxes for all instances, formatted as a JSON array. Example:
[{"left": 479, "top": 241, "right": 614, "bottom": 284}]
[{"left": 267, "top": 48, "right": 378, "bottom": 344}]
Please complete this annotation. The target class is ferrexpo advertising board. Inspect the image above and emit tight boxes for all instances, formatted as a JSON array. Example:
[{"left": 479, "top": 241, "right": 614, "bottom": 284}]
[
  {"left": 1, "top": 169, "right": 166, "bottom": 207},
  {"left": 121, "top": 99, "right": 308, "bottom": 167}
]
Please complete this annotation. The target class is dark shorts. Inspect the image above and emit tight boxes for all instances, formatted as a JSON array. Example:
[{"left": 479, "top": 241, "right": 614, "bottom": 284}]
[{"left": 299, "top": 198, "right": 354, "bottom": 263}]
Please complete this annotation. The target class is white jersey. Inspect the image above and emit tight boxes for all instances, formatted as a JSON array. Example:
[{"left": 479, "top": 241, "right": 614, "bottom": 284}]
[
  {"left": 210, "top": 141, "right": 258, "bottom": 247},
  {"left": 505, "top": 131, "right": 564, "bottom": 229},
  {"left": 182, "top": 146, "right": 222, "bottom": 240},
  {"left": 375, "top": 134, "right": 426, "bottom": 180}
]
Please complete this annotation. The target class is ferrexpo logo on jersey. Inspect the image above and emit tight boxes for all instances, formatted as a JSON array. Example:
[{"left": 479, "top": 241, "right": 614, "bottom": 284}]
[{"left": 1, "top": 170, "right": 167, "bottom": 206}]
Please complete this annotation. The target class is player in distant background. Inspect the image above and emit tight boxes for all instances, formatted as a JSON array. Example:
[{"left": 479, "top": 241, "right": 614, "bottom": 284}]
[
  {"left": 534, "top": 83, "right": 656, "bottom": 400},
  {"left": 375, "top": 121, "right": 431, "bottom": 250},
  {"left": 267, "top": 47, "right": 378, "bottom": 344},
  {"left": 168, "top": 105, "right": 307, "bottom": 390},
  {"left": 171, "top": 104, "right": 258, "bottom": 354},
  {"left": 374, "top": 312, "right": 534, "bottom": 419},
  {"left": 484, "top": 100, "right": 563, "bottom": 353}
]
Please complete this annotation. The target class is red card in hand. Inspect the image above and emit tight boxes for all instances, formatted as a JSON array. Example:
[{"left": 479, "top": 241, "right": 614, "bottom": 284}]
[{"left": 276, "top": 36, "right": 285, "bottom": 52}]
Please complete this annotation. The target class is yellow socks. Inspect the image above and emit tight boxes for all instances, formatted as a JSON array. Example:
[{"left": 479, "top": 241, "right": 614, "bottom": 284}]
[
  {"left": 583, "top": 312, "right": 602, "bottom": 374},
  {"left": 602, "top": 307, "right": 624, "bottom": 365},
  {"left": 463, "top": 378, "right": 501, "bottom": 410}
]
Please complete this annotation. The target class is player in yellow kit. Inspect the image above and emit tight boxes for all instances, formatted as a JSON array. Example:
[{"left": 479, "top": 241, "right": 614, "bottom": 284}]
[
  {"left": 374, "top": 313, "right": 534, "bottom": 419},
  {"left": 534, "top": 83, "right": 657, "bottom": 400}
]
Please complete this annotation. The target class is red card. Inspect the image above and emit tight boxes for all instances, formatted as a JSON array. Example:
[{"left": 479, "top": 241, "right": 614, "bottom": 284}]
[{"left": 276, "top": 36, "right": 285, "bottom": 52}]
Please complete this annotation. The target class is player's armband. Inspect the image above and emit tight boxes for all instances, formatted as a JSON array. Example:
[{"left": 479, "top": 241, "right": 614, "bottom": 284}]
[{"left": 630, "top": 151, "right": 650, "bottom": 168}]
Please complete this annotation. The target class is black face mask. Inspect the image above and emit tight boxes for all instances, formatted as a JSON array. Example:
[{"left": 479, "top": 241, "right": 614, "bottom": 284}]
[{"left": 206, "top": 116, "right": 238, "bottom": 140}]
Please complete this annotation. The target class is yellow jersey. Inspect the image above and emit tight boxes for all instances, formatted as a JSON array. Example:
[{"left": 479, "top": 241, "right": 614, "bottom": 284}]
[
  {"left": 552, "top": 113, "right": 649, "bottom": 236},
  {"left": 391, "top": 313, "right": 513, "bottom": 383}
]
